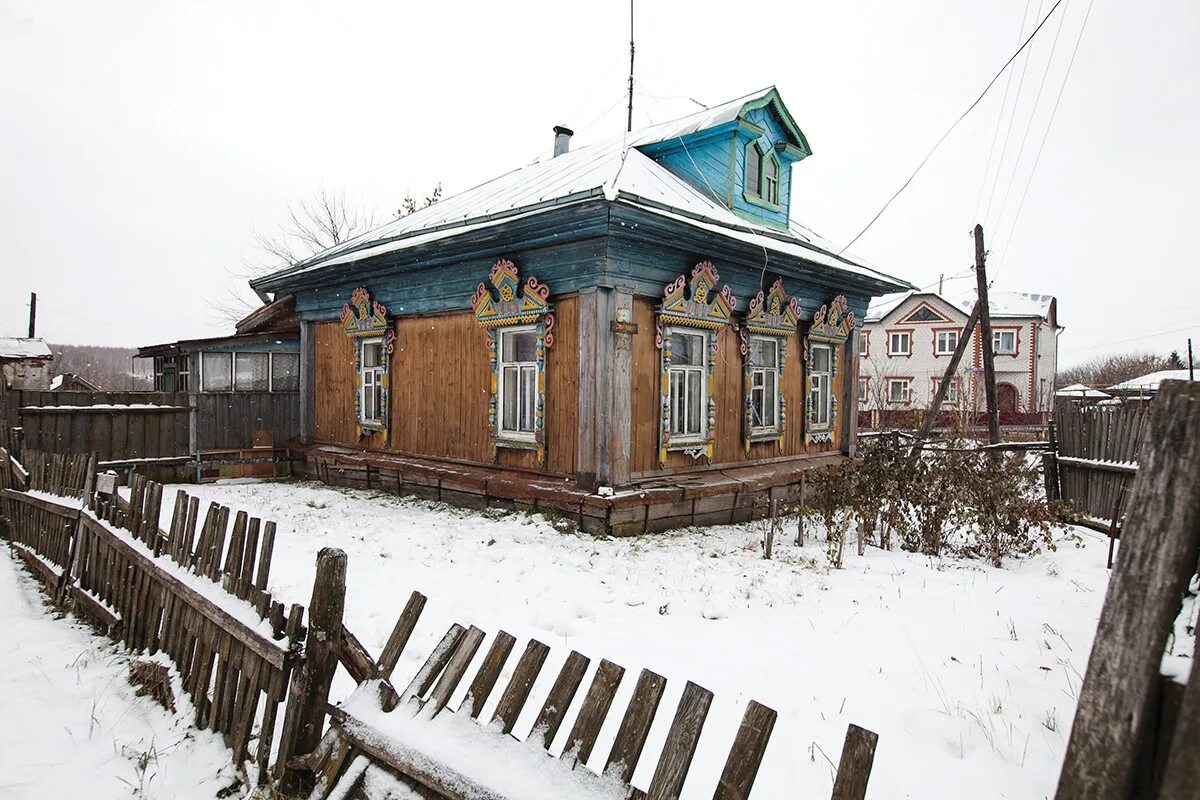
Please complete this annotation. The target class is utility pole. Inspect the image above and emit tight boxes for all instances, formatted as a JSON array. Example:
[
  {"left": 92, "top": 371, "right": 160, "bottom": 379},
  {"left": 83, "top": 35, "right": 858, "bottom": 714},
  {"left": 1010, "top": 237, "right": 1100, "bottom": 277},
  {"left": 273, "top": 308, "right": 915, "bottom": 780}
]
[
  {"left": 910, "top": 301, "right": 982, "bottom": 460},
  {"left": 626, "top": 0, "right": 635, "bottom": 132},
  {"left": 28, "top": 292, "right": 37, "bottom": 338},
  {"left": 1189, "top": 338, "right": 1195, "bottom": 382},
  {"left": 974, "top": 225, "right": 1001, "bottom": 444}
]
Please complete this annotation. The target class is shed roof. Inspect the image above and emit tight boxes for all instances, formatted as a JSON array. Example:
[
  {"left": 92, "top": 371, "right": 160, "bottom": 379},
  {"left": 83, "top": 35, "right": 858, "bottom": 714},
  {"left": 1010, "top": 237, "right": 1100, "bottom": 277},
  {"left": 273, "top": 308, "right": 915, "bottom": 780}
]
[
  {"left": 0, "top": 337, "right": 52, "bottom": 360},
  {"left": 1055, "top": 383, "right": 1111, "bottom": 398},
  {"left": 253, "top": 87, "right": 911, "bottom": 294}
]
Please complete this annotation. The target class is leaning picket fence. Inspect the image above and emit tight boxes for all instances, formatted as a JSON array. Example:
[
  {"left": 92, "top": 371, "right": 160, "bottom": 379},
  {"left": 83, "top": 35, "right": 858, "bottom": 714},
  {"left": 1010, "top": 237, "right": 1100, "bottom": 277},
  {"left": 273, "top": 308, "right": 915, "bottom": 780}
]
[
  {"left": 0, "top": 449, "right": 884, "bottom": 798},
  {"left": 0, "top": 451, "right": 309, "bottom": 781}
]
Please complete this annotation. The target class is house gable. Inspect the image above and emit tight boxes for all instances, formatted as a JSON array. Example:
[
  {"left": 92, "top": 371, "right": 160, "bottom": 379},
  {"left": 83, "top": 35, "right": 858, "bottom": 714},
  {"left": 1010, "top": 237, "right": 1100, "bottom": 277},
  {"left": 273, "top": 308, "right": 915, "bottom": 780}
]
[{"left": 637, "top": 88, "right": 811, "bottom": 232}]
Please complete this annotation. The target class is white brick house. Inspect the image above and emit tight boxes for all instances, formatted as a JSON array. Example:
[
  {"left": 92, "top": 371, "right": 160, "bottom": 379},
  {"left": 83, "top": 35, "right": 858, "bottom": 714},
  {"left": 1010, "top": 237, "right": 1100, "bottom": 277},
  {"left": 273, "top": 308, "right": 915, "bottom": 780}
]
[{"left": 858, "top": 291, "right": 1060, "bottom": 423}]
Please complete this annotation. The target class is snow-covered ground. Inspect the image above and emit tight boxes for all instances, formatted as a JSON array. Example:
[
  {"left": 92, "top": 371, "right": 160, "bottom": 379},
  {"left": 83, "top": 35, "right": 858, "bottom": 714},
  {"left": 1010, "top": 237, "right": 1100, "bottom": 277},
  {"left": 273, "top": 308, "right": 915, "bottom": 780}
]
[
  {"left": 149, "top": 479, "right": 1109, "bottom": 800},
  {"left": 0, "top": 548, "right": 241, "bottom": 799}
]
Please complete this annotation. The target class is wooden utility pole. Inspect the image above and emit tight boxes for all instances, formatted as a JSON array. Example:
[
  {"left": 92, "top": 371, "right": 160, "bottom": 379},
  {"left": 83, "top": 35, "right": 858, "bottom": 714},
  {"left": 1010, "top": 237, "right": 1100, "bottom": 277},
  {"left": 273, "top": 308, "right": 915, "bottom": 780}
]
[
  {"left": 974, "top": 225, "right": 1001, "bottom": 444},
  {"left": 910, "top": 301, "right": 982, "bottom": 458},
  {"left": 1189, "top": 338, "right": 1195, "bottom": 382},
  {"left": 28, "top": 292, "right": 36, "bottom": 338}
]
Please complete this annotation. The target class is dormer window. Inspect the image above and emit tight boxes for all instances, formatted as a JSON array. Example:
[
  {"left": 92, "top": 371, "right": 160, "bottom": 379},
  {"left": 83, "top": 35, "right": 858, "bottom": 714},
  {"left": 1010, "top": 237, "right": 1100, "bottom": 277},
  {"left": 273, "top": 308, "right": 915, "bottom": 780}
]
[
  {"left": 764, "top": 155, "right": 779, "bottom": 205},
  {"left": 744, "top": 141, "right": 781, "bottom": 208},
  {"left": 746, "top": 143, "right": 762, "bottom": 196}
]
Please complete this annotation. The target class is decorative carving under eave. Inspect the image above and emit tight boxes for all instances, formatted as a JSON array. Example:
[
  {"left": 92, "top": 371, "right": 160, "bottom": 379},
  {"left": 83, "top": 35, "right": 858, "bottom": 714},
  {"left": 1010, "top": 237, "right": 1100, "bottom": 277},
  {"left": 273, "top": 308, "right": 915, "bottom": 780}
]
[
  {"left": 471, "top": 259, "right": 553, "bottom": 465},
  {"left": 341, "top": 287, "right": 393, "bottom": 441},
  {"left": 655, "top": 261, "right": 738, "bottom": 466},
  {"left": 743, "top": 278, "right": 802, "bottom": 340}
]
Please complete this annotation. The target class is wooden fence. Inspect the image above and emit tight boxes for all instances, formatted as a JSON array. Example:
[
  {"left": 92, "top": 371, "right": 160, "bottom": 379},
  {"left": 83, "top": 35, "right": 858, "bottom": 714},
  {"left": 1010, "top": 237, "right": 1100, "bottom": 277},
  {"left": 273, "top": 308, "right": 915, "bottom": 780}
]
[
  {"left": 1055, "top": 381, "right": 1200, "bottom": 798},
  {"left": 306, "top": 600, "right": 881, "bottom": 800},
  {"left": 0, "top": 455, "right": 311, "bottom": 779},
  {"left": 1051, "top": 400, "right": 1151, "bottom": 533},
  {"left": 194, "top": 391, "right": 300, "bottom": 451}
]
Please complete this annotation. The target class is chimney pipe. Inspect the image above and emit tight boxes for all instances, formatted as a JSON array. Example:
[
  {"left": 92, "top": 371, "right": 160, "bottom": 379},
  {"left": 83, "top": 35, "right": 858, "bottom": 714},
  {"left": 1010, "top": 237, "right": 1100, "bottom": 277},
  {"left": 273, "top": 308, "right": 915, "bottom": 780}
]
[
  {"left": 553, "top": 125, "right": 574, "bottom": 158},
  {"left": 28, "top": 292, "right": 36, "bottom": 338}
]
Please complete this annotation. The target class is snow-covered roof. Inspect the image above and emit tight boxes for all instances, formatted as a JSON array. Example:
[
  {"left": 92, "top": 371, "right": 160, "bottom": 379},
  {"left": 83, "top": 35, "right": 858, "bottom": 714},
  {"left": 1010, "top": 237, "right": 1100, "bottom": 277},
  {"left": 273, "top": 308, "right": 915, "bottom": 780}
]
[
  {"left": 0, "top": 337, "right": 52, "bottom": 360},
  {"left": 865, "top": 289, "right": 1057, "bottom": 323},
  {"left": 255, "top": 87, "right": 909, "bottom": 292},
  {"left": 1055, "top": 383, "right": 1111, "bottom": 398},
  {"left": 1106, "top": 369, "right": 1194, "bottom": 392},
  {"left": 954, "top": 290, "right": 1056, "bottom": 320}
]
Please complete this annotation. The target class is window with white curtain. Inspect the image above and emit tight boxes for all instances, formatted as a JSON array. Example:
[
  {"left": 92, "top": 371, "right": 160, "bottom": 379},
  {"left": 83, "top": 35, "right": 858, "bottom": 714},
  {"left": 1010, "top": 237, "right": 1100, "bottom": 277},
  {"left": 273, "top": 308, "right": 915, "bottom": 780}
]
[
  {"left": 667, "top": 328, "right": 707, "bottom": 441},
  {"left": 497, "top": 327, "right": 538, "bottom": 439}
]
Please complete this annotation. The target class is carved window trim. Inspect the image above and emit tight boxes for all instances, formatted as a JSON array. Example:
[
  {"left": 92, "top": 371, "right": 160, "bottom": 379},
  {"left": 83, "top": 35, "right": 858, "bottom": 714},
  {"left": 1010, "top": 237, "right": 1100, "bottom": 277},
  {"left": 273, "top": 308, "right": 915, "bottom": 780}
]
[
  {"left": 471, "top": 259, "right": 555, "bottom": 464},
  {"left": 804, "top": 295, "right": 856, "bottom": 445},
  {"left": 739, "top": 278, "right": 800, "bottom": 452},
  {"left": 655, "top": 261, "right": 738, "bottom": 465},
  {"left": 340, "top": 287, "right": 395, "bottom": 441}
]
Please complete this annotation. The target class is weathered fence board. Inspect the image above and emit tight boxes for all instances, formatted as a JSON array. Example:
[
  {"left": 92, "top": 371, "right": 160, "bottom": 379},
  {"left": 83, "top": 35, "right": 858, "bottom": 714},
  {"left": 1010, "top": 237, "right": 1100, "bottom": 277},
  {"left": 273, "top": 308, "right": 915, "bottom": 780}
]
[
  {"left": 1054, "top": 400, "right": 1151, "bottom": 532},
  {"left": 1055, "top": 382, "right": 1200, "bottom": 798}
]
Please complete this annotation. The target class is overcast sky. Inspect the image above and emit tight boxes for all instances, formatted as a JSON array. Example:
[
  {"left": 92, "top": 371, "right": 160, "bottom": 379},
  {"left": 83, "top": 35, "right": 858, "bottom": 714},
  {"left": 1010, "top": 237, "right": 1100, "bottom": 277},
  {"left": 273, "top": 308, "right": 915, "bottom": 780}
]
[{"left": 1, "top": 0, "right": 1197, "bottom": 368}]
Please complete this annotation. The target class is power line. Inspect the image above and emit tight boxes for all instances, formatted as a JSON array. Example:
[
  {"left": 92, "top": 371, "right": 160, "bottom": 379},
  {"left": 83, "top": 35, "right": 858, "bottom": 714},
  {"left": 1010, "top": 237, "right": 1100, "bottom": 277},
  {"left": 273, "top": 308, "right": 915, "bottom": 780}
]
[
  {"left": 989, "top": 0, "right": 1072, "bottom": 266},
  {"left": 994, "top": 0, "right": 1094, "bottom": 273},
  {"left": 982, "top": 0, "right": 1046, "bottom": 229},
  {"left": 973, "top": 0, "right": 1033, "bottom": 224},
  {"left": 1061, "top": 316, "right": 1200, "bottom": 355},
  {"left": 838, "top": 0, "right": 1067, "bottom": 255}
]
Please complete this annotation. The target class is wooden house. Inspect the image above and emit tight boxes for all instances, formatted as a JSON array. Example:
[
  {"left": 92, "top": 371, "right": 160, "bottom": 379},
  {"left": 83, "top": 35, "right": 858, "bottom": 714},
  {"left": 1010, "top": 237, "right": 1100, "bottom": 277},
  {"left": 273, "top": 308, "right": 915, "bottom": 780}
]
[{"left": 250, "top": 87, "right": 913, "bottom": 534}]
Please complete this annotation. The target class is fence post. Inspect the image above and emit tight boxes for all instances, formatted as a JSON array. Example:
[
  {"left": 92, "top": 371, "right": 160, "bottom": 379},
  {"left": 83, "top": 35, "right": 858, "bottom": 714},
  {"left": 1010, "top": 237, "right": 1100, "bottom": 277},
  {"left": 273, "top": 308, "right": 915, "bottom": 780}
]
[
  {"left": 1042, "top": 419, "right": 1060, "bottom": 502},
  {"left": 830, "top": 723, "right": 879, "bottom": 800},
  {"left": 279, "top": 547, "right": 347, "bottom": 792}
]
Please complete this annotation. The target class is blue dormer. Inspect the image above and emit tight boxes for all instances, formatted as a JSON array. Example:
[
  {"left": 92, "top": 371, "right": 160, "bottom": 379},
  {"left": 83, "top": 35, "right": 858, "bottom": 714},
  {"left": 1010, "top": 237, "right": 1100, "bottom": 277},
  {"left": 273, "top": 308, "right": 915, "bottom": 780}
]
[{"left": 637, "top": 87, "right": 812, "bottom": 231}]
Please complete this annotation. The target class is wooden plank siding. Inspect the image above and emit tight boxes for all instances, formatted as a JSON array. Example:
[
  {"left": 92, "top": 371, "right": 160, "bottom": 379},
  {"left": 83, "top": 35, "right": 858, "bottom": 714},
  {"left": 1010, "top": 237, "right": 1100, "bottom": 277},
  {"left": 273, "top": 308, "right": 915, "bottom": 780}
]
[
  {"left": 312, "top": 296, "right": 579, "bottom": 477},
  {"left": 629, "top": 297, "right": 839, "bottom": 476}
]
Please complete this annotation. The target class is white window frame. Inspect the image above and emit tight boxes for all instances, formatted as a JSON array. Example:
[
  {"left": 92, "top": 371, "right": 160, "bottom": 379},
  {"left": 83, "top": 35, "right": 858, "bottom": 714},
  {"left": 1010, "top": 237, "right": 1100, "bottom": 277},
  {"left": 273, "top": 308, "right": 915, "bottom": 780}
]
[
  {"left": 888, "top": 378, "right": 911, "bottom": 405},
  {"left": 887, "top": 330, "right": 911, "bottom": 356},
  {"left": 858, "top": 377, "right": 868, "bottom": 404},
  {"left": 359, "top": 337, "right": 385, "bottom": 429},
  {"left": 809, "top": 342, "right": 833, "bottom": 428},
  {"left": 993, "top": 329, "right": 1017, "bottom": 355},
  {"left": 935, "top": 377, "right": 960, "bottom": 405},
  {"left": 234, "top": 352, "right": 270, "bottom": 392},
  {"left": 935, "top": 330, "right": 958, "bottom": 355},
  {"left": 748, "top": 335, "right": 782, "bottom": 436},
  {"left": 496, "top": 325, "right": 539, "bottom": 443},
  {"left": 666, "top": 326, "right": 708, "bottom": 444},
  {"left": 859, "top": 332, "right": 869, "bottom": 358}
]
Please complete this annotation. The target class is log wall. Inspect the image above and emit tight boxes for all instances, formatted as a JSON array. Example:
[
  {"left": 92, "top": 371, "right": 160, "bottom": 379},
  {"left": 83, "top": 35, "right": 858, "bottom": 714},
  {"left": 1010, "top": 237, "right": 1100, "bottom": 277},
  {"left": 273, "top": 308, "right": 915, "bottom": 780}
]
[
  {"left": 312, "top": 296, "right": 580, "bottom": 476},
  {"left": 629, "top": 297, "right": 841, "bottom": 476}
]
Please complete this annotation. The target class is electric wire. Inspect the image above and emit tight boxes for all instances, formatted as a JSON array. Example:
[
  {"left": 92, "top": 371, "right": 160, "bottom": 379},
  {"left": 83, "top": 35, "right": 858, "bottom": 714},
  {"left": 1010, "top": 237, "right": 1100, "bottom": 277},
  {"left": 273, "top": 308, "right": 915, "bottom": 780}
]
[{"left": 837, "top": 0, "right": 1067, "bottom": 255}]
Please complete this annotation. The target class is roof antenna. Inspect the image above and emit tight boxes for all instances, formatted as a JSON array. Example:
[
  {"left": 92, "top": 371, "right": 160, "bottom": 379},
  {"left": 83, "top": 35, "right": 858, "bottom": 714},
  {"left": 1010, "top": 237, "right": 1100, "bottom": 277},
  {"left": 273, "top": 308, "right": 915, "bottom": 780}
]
[{"left": 626, "top": 0, "right": 635, "bottom": 132}]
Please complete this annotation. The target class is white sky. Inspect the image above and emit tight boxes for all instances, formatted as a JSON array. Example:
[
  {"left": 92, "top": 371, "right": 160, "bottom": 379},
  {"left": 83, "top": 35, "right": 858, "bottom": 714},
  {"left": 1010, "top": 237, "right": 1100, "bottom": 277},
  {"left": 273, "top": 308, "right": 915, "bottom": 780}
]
[{"left": 1, "top": 0, "right": 1197, "bottom": 368}]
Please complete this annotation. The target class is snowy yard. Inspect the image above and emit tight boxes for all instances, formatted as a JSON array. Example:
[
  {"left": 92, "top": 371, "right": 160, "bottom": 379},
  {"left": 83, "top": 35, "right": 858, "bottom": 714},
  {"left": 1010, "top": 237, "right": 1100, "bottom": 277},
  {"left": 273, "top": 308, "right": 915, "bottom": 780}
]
[
  {"left": 0, "top": 549, "right": 240, "bottom": 799},
  {"left": 149, "top": 478, "right": 1109, "bottom": 800}
]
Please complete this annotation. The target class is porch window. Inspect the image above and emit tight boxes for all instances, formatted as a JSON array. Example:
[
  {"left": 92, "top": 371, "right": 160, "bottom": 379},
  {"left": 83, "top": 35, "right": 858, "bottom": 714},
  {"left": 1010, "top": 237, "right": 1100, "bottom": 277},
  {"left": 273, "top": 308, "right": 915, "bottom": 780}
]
[
  {"left": 935, "top": 330, "right": 958, "bottom": 355},
  {"left": 993, "top": 330, "right": 1017, "bottom": 355},
  {"left": 270, "top": 352, "right": 299, "bottom": 392},
  {"left": 201, "top": 352, "right": 232, "bottom": 392},
  {"left": 808, "top": 343, "right": 833, "bottom": 427},
  {"left": 498, "top": 327, "right": 538, "bottom": 439},
  {"left": 359, "top": 338, "right": 385, "bottom": 428},
  {"left": 234, "top": 352, "right": 269, "bottom": 391},
  {"left": 748, "top": 335, "right": 781, "bottom": 434},
  {"left": 888, "top": 378, "right": 911, "bottom": 404},
  {"left": 888, "top": 331, "right": 911, "bottom": 356},
  {"left": 668, "top": 328, "right": 707, "bottom": 440}
]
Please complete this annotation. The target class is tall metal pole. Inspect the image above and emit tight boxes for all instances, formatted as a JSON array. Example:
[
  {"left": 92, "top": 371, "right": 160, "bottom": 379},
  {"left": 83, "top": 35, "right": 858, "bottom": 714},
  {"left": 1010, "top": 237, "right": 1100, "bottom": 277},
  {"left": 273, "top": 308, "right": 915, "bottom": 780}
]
[
  {"left": 974, "top": 225, "right": 1001, "bottom": 444},
  {"left": 626, "top": 0, "right": 635, "bottom": 132},
  {"left": 28, "top": 292, "right": 36, "bottom": 338}
]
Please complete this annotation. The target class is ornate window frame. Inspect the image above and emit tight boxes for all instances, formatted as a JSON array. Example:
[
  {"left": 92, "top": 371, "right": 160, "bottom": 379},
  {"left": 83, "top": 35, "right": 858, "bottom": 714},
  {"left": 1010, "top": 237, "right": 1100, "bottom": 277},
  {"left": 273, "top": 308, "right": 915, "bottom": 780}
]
[
  {"left": 804, "top": 294, "right": 856, "bottom": 445},
  {"left": 655, "top": 261, "right": 738, "bottom": 465},
  {"left": 340, "top": 287, "right": 395, "bottom": 440},
  {"left": 739, "top": 278, "right": 800, "bottom": 452},
  {"left": 471, "top": 259, "right": 555, "bottom": 464}
]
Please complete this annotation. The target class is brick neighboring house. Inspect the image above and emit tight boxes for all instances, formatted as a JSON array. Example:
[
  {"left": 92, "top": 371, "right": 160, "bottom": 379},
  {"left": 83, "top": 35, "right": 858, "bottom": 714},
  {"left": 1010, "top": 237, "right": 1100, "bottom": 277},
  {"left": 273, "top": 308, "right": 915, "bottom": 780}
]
[
  {"left": 0, "top": 337, "right": 53, "bottom": 390},
  {"left": 858, "top": 290, "right": 1061, "bottom": 426}
]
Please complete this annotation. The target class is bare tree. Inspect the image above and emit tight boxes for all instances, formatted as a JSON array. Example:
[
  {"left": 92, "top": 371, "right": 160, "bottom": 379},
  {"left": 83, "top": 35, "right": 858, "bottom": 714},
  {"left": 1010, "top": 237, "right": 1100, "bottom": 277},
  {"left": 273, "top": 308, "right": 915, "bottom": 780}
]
[
  {"left": 1056, "top": 351, "right": 1174, "bottom": 391},
  {"left": 209, "top": 185, "right": 442, "bottom": 325}
]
